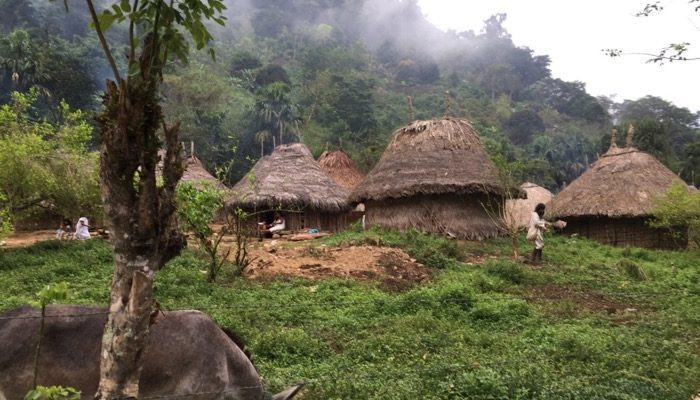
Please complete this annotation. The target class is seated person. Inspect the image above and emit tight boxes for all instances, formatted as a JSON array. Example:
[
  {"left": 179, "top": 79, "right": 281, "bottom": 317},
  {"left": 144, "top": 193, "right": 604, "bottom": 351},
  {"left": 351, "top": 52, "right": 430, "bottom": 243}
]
[
  {"left": 260, "top": 213, "right": 286, "bottom": 233},
  {"left": 268, "top": 213, "right": 286, "bottom": 233},
  {"left": 55, "top": 218, "right": 73, "bottom": 240},
  {"left": 74, "top": 217, "right": 91, "bottom": 240}
]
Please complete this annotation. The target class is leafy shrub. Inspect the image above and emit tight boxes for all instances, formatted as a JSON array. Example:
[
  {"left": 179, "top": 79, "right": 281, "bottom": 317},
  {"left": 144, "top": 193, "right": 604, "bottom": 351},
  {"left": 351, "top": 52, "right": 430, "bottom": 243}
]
[
  {"left": 484, "top": 260, "right": 530, "bottom": 284},
  {"left": 648, "top": 181, "right": 700, "bottom": 247},
  {"left": 616, "top": 259, "right": 648, "bottom": 281},
  {"left": 25, "top": 386, "right": 80, "bottom": 400}
]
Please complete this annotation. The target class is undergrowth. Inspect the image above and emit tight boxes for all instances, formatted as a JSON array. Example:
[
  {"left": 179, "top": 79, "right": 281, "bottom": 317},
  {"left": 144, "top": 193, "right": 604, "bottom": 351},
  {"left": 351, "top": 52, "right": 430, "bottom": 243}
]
[{"left": 0, "top": 233, "right": 699, "bottom": 400}]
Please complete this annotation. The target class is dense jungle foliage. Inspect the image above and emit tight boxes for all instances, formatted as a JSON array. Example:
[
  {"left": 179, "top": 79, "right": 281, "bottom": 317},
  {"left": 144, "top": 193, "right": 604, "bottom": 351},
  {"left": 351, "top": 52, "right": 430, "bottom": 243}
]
[{"left": 0, "top": 0, "right": 698, "bottom": 200}]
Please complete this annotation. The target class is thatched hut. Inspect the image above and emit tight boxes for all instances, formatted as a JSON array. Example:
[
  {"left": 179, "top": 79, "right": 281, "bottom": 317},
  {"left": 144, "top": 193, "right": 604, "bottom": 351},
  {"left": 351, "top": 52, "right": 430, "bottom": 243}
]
[
  {"left": 318, "top": 149, "right": 365, "bottom": 223},
  {"left": 505, "top": 182, "right": 553, "bottom": 229},
  {"left": 317, "top": 149, "right": 364, "bottom": 192},
  {"left": 350, "top": 117, "right": 513, "bottom": 240},
  {"left": 228, "top": 143, "right": 350, "bottom": 232},
  {"left": 549, "top": 128, "right": 689, "bottom": 249},
  {"left": 181, "top": 156, "right": 227, "bottom": 190}
]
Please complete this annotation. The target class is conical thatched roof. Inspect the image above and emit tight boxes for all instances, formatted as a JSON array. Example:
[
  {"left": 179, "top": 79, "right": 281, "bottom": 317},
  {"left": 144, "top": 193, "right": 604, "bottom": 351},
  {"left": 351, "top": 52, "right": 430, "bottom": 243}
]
[
  {"left": 156, "top": 150, "right": 226, "bottom": 191},
  {"left": 506, "top": 182, "right": 553, "bottom": 228},
  {"left": 182, "top": 156, "right": 227, "bottom": 190},
  {"left": 317, "top": 149, "right": 364, "bottom": 192},
  {"left": 228, "top": 143, "right": 350, "bottom": 212},
  {"left": 549, "top": 147, "right": 687, "bottom": 218},
  {"left": 350, "top": 117, "right": 508, "bottom": 202}
]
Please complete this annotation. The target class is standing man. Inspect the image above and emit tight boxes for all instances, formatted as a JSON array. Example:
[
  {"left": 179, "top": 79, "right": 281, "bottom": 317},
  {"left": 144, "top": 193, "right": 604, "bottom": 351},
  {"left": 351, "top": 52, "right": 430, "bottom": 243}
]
[{"left": 527, "top": 203, "right": 549, "bottom": 264}]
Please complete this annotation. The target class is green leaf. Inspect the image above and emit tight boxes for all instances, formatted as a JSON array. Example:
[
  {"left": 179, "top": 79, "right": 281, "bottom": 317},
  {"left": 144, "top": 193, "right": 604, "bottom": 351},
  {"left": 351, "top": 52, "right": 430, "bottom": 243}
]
[
  {"left": 93, "top": 10, "right": 116, "bottom": 32},
  {"left": 120, "top": 0, "right": 131, "bottom": 13}
]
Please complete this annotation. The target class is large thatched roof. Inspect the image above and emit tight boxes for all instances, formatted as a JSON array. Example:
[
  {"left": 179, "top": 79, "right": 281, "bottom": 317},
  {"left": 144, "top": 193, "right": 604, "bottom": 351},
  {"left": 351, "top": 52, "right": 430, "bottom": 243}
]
[
  {"left": 317, "top": 149, "right": 364, "bottom": 192},
  {"left": 506, "top": 182, "right": 553, "bottom": 228},
  {"left": 350, "top": 117, "right": 508, "bottom": 202},
  {"left": 228, "top": 143, "right": 350, "bottom": 212},
  {"left": 549, "top": 146, "right": 687, "bottom": 218}
]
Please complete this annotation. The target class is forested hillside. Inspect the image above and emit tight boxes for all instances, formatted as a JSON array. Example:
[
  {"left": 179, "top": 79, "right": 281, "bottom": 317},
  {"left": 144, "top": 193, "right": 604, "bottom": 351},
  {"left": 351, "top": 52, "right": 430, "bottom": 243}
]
[{"left": 2, "top": 0, "right": 699, "bottom": 189}]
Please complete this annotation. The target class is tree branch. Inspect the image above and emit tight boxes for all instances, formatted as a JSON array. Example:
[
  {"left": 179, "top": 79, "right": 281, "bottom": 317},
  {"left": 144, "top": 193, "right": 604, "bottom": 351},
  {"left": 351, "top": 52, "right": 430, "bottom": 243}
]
[
  {"left": 622, "top": 52, "right": 700, "bottom": 62},
  {"left": 127, "top": 0, "right": 139, "bottom": 86},
  {"left": 85, "top": 0, "right": 121, "bottom": 84}
]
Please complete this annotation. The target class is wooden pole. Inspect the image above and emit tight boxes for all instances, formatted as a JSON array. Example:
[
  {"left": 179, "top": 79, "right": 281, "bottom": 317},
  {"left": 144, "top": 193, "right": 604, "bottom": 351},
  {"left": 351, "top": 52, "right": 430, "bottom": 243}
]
[
  {"left": 626, "top": 124, "right": 635, "bottom": 148},
  {"left": 610, "top": 128, "right": 618, "bottom": 150},
  {"left": 443, "top": 91, "right": 452, "bottom": 117}
]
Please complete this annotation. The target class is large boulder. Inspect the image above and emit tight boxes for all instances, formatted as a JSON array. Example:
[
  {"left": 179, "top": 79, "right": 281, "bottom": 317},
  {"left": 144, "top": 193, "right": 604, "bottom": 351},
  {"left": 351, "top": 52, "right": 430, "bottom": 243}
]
[{"left": 0, "top": 305, "right": 301, "bottom": 400}]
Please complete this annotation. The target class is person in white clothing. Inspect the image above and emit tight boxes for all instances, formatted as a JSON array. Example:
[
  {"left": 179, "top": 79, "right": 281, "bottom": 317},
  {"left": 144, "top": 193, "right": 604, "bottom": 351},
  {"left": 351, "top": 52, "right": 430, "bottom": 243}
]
[
  {"left": 527, "top": 203, "right": 549, "bottom": 264},
  {"left": 268, "top": 213, "right": 286, "bottom": 233},
  {"left": 75, "top": 217, "right": 91, "bottom": 240}
]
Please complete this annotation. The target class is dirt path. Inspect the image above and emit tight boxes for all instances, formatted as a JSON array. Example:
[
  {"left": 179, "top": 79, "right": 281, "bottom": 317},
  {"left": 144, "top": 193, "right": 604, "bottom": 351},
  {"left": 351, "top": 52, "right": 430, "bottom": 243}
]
[{"left": 1, "top": 230, "right": 58, "bottom": 248}]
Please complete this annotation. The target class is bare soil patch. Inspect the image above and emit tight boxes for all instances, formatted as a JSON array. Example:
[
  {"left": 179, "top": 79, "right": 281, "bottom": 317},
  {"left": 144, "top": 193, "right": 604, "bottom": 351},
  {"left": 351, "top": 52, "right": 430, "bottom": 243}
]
[
  {"left": 526, "top": 284, "right": 640, "bottom": 322},
  {"left": 1, "top": 230, "right": 57, "bottom": 248},
  {"left": 242, "top": 241, "right": 431, "bottom": 291}
]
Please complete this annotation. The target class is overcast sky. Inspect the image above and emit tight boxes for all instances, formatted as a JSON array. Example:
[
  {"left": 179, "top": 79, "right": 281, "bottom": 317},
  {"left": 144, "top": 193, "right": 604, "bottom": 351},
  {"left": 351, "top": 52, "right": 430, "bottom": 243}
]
[{"left": 416, "top": 0, "right": 700, "bottom": 113}]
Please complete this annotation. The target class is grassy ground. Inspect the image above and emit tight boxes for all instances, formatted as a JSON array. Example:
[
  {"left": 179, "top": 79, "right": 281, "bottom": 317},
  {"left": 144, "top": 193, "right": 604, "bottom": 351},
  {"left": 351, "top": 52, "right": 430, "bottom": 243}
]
[{"left": 1, "top": 228, "right": 699, "bottom": 400}]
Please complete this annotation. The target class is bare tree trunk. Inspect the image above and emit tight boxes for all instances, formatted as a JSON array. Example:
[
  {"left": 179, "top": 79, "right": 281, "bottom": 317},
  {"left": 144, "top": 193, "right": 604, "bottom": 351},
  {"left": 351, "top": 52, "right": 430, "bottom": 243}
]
[
  {"left": 94, "top": 35, "right": 185, "bottom": 399},
  {"left": 97, "top": 266, "right": 153, "bottom": 398}
]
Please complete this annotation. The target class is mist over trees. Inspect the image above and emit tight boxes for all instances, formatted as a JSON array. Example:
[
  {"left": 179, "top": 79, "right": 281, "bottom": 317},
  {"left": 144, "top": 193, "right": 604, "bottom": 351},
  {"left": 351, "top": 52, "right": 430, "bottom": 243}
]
[{"left": 1, "top": 0, "right": 698, "bottom": 191}]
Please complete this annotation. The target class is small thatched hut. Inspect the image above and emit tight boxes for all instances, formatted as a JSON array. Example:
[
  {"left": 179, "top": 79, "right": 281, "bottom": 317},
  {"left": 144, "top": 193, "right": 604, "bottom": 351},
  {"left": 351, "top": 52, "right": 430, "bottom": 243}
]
[
  {"left": 350, "top": 117, "right": 513, "bottom": 240},
  {"left": 317, "top": 149, "right": 364, "bottom": 192},
  {"left": 505, "top": 182, "right": 553, "bottom": 228},
  {"left": 549, "top": 128, "right": 689, "bottom": 249},
  {"left": 318, "top": 149, "right": 365, "bottom": 222},
  {"left": 181, "top": 156, "right": 227, "bottom": 190},
  {"left": 228, "top": 143, "right": 350, "bottom": 232}
]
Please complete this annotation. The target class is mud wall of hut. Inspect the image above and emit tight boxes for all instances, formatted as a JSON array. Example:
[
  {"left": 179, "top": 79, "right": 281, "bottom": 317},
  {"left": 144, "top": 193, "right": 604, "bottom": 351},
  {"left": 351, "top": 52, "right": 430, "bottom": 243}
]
[
  {"left": 562, "top": 216, "right": 687, "bottom": 249},
  {"left": 364, "top": 194, "right": 501, "bottom": 240}
]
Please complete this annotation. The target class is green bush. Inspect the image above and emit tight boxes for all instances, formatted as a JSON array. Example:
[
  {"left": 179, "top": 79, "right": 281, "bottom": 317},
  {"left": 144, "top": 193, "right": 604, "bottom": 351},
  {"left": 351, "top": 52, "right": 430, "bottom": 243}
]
[
  {"left": 484, "top": 260, "right": 530, "bottom": 284},
  {"left": 616, "top": 259, "right": 648, "bottom": 281}
]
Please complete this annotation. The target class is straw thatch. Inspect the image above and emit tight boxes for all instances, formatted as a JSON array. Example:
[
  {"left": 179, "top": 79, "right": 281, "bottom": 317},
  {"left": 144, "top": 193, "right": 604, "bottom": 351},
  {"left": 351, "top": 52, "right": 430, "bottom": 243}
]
[
  {"left": 181, "top": 156, "right": 227, "bottom": 191},
  {"left": 351, "top": 117, "right": 514, "bottom": 240},
  {"left": 549, "top": 147, "right": 686, "bottom": 218},
  {"left": 505, "top": 182, "right": 553, "bottom": 228},
  {"left": 317, "top": 149, "right": 364, "bottom": 192},
  {"left": 549, "top": 146, "right": 689, "bottom": 249},
  {"left": 350, "top": 118, "right": 509, "bottom": 202},
  {"left": 228, "top": 143, "right": 350, "bottom": 213}
]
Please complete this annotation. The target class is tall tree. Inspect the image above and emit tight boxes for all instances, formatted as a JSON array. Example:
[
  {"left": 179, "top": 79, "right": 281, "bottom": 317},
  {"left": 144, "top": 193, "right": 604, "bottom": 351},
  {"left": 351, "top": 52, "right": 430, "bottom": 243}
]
[
  {"left": 57, "top": 0, "right": 225, "bottom": 398},
  {"left": 253, "top": 81, "right": 301, "bottom": 144},
  {"left": 615, "top": 96, "right": 698, "bottom": 154}
]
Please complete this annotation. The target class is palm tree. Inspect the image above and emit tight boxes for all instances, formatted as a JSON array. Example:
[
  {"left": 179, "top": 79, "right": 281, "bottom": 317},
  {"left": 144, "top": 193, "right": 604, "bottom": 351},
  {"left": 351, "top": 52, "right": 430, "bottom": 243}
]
[
  {"left": 0, "top": 29, "right": 50, "bottom": 91},
  {"left": 253, "top": 82, "right": 302, "bottom": 145},
  {"left": 255, "top": 130, "right": 271, "bottom": 157}
]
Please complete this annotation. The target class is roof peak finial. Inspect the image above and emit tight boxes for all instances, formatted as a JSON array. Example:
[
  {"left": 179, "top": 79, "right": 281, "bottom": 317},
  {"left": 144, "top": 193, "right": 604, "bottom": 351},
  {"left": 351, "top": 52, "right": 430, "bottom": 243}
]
[
  {"left": 610, "top": 128, "right": 618, "bottom": 150},
  {"left": 406, "top": 96, "right": 415, "bottom": 124},
  {"left": 626, "top": 124, "right": 635, "bottom": 147},
  {"left": 443, "top": 91, "right": 452, "bottom": 117}
]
